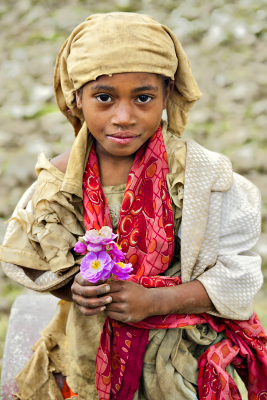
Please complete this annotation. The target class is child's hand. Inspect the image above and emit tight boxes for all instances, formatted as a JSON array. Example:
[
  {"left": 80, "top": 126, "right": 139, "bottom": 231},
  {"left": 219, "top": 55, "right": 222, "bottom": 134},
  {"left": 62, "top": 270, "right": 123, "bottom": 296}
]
[
  {"left": 71, "top": 272, "right": 112, "bottom": 316},
  {"left": 71, "top": 273, "right": 215, "bottom": 321},
  {"left": 71, "top": 274, "right": 153, "bottom": 322},
  {"left": 105, "top": 280, "right": 153, "bottom": 323}
]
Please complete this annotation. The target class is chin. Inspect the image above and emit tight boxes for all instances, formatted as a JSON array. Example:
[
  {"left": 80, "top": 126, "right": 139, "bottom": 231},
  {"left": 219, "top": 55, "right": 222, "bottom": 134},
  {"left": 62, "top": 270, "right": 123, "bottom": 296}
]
[{"left": 107, "top": 146, "right": 137, "bottom": 157}]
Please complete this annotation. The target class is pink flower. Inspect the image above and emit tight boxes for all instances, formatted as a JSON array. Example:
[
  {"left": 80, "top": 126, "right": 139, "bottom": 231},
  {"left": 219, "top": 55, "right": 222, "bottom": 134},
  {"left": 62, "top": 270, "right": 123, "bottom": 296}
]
[
  {"left": 80, "top": 251, "right": 114, "bottom": 283},
  {"left": 112, "top": 262, "right": 133, "bottom": 280},
  {"left": 86, "top": 242, "right": 105, "bottom": 252},
  {"left": 74, "top": 241, "right": 87, "bottom": 255},
  {"left": 77, "top": 226, "right": 132, "bottom": 282},
  {"left": 84, "top": 226, "right": 117, "bottom": 248},
  {"left": 106, "top": 243, "right": 125, "bottom": 263}
]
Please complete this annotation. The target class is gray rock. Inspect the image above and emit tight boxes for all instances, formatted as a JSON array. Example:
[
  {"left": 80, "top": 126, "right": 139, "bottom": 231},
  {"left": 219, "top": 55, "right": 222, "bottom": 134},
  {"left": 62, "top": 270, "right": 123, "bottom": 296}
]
[{"left": 1, "top": 294, "right": 59, "bottom": 400}]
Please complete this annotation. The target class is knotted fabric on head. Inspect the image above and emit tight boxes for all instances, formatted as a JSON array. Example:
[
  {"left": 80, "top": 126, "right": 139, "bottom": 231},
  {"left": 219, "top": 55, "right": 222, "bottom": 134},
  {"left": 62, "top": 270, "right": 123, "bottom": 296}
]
[{"left": 54, "top": 12, "right": 202, "bottom": 137}]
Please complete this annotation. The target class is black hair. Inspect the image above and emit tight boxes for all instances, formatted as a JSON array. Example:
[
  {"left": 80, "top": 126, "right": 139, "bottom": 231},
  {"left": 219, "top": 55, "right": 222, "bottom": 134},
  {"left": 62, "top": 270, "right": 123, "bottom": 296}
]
[
  {"left": 77, "top": 86, "right": 84, "bottom": 99},
  {"left": 156, "top": 74, "right": 172, "bottom": 98}
]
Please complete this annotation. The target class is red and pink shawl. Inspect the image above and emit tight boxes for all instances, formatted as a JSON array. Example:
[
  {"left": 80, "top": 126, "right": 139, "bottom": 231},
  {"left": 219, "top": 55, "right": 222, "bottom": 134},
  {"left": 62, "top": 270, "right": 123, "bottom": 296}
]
[{"left": 81, "top": 126, "right": 267, "bottom": 400}]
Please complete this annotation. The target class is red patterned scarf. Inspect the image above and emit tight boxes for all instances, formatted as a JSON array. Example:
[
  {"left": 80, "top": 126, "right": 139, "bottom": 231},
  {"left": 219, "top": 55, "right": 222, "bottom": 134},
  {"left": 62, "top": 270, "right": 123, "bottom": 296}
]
[{"left": 82, "top": 126, "right": 267, "bottom": 400}]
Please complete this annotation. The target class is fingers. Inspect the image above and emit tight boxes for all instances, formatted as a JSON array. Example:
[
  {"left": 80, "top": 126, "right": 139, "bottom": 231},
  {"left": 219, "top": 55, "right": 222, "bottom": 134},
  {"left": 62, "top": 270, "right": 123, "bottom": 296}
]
[
  {"left": 71, "top": 275, "right": 132, "bottom": 318},
  {"left": 72, "top": 293, "right": 112, "bottom": 309},
  {"left": 73, "top": 293, "right": 113, "bottom": 316},
  {"left": 71, "top": 273, "right": 112, "bottom": 317},
  {"left": 76, "top": 304, "right": 105, "bottom": 316},
  {"left": 75, "top": 272, "right": 107, "bottom": 287},
  {"left": 72, "top": 279, "right": 110, "bottom": 298},
  {"left": 108, "top": 280, "right": 125, "bottom": 293}
]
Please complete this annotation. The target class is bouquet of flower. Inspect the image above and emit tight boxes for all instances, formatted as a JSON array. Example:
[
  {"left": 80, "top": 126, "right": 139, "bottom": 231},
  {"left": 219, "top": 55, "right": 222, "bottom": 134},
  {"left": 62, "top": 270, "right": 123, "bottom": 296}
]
[{"left": 74, "top": 226, "right": 133, "bottom": 283}]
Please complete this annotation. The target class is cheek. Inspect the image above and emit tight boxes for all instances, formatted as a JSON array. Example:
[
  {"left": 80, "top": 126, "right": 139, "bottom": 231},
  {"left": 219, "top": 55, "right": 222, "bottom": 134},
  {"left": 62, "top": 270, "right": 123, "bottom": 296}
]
[
  {"left": 143, "top": 106, "right": 163, "bottom": 131},
  {"left": 83, "top": 106, "right": 109, "bottom": 133}
]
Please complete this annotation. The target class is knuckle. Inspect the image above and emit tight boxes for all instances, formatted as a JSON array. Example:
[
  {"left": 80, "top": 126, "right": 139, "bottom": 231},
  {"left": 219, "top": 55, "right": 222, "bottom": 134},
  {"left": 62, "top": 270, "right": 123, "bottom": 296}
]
[
  {"left": 87, "top": 298, "right": 100, "bottom": 308},
  {"left": 99, "top": 297, "right": 107, "bottom": 306},
  {"left": 80, "top": 277, "right": 86, "bottom": 286},
  {"left": 120, "top": 303, "right": 128, "bottom": 313},
  {"left": 78, "top": 287, "right": 85, "bottom": 297},
  {"left": 97, "top": 285, "right": 108, "bottom": 295},
  {"left": 120, "top": 294, "right": 127, "bottom": 303},
  {"left": 87, "top": 299, "right": 96, "bottom": 308},
  {"left": 96, "top": 286, "right": 104, "bottom": 295},
  {"left": 72, "top": 294, "right": 79, "bottom": 304},
  {"left": 72, "top": 293, "right": 77, "bottom": 301},
  {"left": 81, "top": 298, "right": 89, "bottom": 308},
  {"left": 92, "top": 307, "right": 102, "bottom": 315}
]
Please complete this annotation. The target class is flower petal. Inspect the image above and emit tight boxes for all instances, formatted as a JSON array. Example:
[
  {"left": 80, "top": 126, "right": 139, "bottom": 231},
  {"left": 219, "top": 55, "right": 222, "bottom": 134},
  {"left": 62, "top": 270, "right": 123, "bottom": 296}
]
[{"left": 74, "top": 242, "right": 87, "bottom": 254}]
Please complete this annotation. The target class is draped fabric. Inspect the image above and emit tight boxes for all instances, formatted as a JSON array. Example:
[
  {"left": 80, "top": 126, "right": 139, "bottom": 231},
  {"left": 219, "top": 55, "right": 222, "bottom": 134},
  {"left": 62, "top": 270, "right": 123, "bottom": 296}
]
[{"left": 82, "top": 126, "right": 267, "bottom": 400}]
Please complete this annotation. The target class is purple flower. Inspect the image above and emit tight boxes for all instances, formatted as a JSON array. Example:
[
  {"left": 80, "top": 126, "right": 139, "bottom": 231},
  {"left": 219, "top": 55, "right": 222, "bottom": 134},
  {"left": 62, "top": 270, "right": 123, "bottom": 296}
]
[
  {"left": 87, "top": 242, "right": 105, "bottom": 252},
  {"left": 74, "top": 241, "right": 87, "bottom": 255},
  {"left": 112, "top": 262, "right": 133, "bottom": 280},
  {"left": 80, "top": 251, "right": 114, "bottom": 283},
  {"left": 84, "top": 226, "right": 117, "bottom": 248},
  {"left": 107, "top": 243, "right": 125, "bottom": 263}
]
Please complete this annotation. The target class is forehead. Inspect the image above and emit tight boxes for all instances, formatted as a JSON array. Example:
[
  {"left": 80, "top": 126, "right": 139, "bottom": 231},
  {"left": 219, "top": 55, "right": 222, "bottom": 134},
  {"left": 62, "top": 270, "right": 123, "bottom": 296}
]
[{"left": 85, "top": 72, "right": 162, "bottom": 90}]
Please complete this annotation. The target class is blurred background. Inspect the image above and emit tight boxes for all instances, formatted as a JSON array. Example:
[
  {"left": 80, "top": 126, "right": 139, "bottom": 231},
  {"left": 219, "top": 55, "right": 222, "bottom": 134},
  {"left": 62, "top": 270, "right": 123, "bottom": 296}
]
[{"left": 0, "top": 0, "right": 266, "bottom": 394}]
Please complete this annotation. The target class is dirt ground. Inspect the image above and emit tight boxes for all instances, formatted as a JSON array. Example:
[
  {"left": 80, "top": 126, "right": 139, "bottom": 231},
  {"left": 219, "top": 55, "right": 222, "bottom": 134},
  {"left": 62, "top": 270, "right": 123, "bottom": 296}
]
[{"left": 0, "top": 0, "right": 266, "bottom": 397}]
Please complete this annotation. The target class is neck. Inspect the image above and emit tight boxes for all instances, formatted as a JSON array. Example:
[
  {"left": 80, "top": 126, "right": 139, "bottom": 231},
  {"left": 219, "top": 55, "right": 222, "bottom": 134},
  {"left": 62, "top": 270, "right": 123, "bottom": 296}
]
[{"left": 95, "top": 141, "right": 135, "bottom": 186}]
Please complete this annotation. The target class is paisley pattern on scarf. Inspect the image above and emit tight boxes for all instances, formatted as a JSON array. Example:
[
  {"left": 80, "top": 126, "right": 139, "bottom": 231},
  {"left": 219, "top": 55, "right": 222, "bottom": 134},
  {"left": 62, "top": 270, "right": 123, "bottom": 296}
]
[{"left": 82, "top": 126, "right": 267, "bottom": 400}]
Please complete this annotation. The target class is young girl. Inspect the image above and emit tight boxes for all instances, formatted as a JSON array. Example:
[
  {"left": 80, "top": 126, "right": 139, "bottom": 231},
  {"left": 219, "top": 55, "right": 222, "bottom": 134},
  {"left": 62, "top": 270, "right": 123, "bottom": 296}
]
[{"left": 0, "top": 12, "right": 266, "bottom": 400}]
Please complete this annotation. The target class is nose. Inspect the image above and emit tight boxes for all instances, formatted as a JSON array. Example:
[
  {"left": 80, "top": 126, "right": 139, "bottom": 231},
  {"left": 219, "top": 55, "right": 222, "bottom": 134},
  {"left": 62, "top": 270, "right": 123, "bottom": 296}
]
[{"left": 111, "top": 101, "right": 136, "bottom": 127}]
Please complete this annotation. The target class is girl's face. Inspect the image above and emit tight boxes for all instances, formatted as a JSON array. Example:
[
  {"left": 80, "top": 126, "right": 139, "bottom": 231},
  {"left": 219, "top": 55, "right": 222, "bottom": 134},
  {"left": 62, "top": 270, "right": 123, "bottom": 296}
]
[{"left": 76, "top": 72, "right": 172, "bottom": 158}]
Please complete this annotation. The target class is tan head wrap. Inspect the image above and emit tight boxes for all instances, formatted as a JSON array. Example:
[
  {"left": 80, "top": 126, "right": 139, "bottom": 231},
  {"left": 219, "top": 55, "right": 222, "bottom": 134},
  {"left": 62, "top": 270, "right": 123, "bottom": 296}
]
[{"left": 54, "top": 12, "right": 202, "bottom": 137}]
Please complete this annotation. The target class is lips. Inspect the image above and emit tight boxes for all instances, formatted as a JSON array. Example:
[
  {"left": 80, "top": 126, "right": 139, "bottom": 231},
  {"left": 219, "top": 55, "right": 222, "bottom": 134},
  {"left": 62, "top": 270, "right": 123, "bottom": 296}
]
[
  {"left": 107, "top": 132, "right": 140, "bottom": 139},
  {"left": 107, "top": 132, "right": 140, "bottom": 145}
]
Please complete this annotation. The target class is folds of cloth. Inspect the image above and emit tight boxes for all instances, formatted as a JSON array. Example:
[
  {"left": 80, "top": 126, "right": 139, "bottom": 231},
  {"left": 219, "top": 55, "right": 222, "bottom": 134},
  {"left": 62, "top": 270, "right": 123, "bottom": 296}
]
[{"left": 15, "top": 262, "right": 237, "bottom": 400}]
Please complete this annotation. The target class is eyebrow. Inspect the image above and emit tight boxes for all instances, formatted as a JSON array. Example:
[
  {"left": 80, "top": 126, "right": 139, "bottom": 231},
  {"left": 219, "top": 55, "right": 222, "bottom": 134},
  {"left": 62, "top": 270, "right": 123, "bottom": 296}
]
[
  {"left": 131, "top": 85, "right": 158, "bottom": 93},
  {"left": 90, "top": 84, "right": 158, "bottom": 93},
  {"left": 90, "top": 84, "right": 116, "bottom": 91}
]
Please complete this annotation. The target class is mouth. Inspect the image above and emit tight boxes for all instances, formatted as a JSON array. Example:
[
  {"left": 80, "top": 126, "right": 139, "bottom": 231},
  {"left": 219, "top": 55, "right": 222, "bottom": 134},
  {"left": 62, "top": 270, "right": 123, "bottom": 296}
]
[{"left": 107, "top": 132, "right": 140, "bottom": 145}]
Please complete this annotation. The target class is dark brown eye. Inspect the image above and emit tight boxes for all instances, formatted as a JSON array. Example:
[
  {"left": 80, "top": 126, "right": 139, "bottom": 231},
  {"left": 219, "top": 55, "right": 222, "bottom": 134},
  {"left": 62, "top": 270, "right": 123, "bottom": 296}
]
[
  {"left": 96, "top": 95, "right": 112, "bottom": 102},
  {"left": 136, "top": 95, "right": 152, "bottom": 103}
]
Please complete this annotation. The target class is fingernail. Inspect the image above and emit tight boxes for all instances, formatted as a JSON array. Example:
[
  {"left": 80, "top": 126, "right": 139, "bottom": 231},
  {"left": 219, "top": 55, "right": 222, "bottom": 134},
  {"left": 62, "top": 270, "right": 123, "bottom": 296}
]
[
  {"left": 104, "top": 285, "right": 110, "bottom": 292},
  {"left": 100, "top": 306, "right": 106, "bottom": 311},
  {"left": 105, "top": 296, "right": 112, "bottom": 304}
]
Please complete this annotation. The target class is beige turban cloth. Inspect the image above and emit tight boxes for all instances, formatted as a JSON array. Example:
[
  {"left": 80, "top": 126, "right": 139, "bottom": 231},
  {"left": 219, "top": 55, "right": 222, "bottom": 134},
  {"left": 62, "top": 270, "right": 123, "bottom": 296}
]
[{"left": 54, "top": 12, "right": 202, "bottom": 137}]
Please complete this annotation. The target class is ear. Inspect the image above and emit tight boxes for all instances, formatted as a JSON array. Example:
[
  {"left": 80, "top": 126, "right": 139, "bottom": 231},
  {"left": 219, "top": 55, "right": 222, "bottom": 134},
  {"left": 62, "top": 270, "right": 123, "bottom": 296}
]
[
  {"left": 163, "top": 81, "right": 174, "bottom": 110},
  {"left": 76, "top": 91, "right": 82, "bottom": 109}
]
